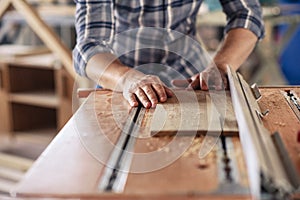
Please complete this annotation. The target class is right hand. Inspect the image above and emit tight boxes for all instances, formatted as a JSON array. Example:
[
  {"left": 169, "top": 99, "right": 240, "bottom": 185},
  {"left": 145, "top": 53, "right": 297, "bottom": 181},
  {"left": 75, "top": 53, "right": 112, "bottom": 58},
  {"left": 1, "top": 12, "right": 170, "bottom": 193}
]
[{"left": 118, "top": 69, "right": 173, "bottom": 108}]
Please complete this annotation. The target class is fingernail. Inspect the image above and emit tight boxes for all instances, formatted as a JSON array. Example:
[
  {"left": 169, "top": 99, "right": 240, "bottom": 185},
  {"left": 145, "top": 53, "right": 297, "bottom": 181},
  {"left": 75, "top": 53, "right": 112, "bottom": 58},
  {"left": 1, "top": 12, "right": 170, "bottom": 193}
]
[
  {"left": 131, "top": 102, "right": 138, "bottom": 107},
  {"left": 160, "top": 97, "right": 166, "bottom": 102},
  {"left": 146, "top": 102, "right": 151, "bottom": 108}
]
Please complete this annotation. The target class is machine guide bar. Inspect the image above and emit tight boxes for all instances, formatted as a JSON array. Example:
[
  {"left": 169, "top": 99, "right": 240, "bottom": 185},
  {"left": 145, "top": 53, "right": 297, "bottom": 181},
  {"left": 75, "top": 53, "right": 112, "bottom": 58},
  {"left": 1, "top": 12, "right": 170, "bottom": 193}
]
[
  {"left": 98, "top": 105, "right": 145, "bottom": 193},
  {"left": 227, "top": 66, "right": 299, "bottom": 199}
]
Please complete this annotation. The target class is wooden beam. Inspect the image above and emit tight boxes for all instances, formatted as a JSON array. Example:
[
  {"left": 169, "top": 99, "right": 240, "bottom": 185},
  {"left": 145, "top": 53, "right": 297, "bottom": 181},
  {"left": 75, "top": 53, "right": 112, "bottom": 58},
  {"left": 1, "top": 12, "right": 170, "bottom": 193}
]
[
  {"left": 0, "top": 152, "right": 33, "bottom": 171},
  {"left": 10, "top": 0, "right": 76, "bottom": 79},
  {"left": 0, "top": 178, "right": 16, "bottom": 193},
  {"left": 0, "top": 166, "right": 24, "bottom": 182},
  {"left": 0, "top": 0, "right": 12, "bottom": 19}
]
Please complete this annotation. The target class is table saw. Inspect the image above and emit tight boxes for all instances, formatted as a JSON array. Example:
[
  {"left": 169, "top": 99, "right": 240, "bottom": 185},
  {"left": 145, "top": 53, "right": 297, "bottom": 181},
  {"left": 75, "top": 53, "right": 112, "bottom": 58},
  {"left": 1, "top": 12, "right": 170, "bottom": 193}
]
[{"left": 12, "top": 67, "right": 300, "bottom": 199}]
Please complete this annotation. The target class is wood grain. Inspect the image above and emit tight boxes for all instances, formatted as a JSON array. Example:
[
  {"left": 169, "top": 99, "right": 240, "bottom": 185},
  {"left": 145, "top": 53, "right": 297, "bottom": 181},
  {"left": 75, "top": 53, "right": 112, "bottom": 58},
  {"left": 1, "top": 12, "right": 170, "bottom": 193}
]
[
  {"left": 125, "top": 135, "right": 220, "bottom": 195},
  {"left": 14, "top": 91, "right": 127, "bottom": 197},
  {"left": 150, "top": 90, "right": 238, "bottom": 137},
  {"left": 125, "top": 136, "right": 250, "bottom": 197},
  {"left": 16, "top": 88, "right": 300, "bottom": 199}
]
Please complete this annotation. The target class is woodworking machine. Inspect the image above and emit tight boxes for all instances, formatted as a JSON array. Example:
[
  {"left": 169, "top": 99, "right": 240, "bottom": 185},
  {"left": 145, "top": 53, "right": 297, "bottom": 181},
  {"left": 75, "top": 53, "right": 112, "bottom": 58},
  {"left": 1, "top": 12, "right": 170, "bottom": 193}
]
[
  {"left": 92, "top": 66, "right": 300, "bottom": 199},
  {"left": 13, "top": 67, "right": 300, "bottom": 200}
]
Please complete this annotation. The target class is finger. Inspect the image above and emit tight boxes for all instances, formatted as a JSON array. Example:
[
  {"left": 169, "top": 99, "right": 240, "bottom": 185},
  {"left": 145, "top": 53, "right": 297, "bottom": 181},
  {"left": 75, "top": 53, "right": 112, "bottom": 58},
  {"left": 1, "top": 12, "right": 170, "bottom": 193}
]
[
  {"left": 135, "top": 88, "right": 151, "bottom": 108},
  {"left": 140, "top": 85, "right": 159, "bottom": 108},
  {"left": 123, "top": 92, "right": 139, "bottom": 107},
  {"left": 188, "top": 74, "right": 200, "bottom": 90},
  {"left": 220, "top": 72, "right": 229, "bottom": 90},
  {"left": 152, "top": 83, "right": 167, "bottom": 102},
  {"left": 215, "top": 79, "right": 223, "bottom": 90},
  {"left": 128, "top": 93, "right": 139, "bottom": 107},
  {"left": 171, "top": 79, "right": 191, "bottom": 88},
  {"left": 200, "top": 72, "right": 209, "bottom": 91},
  {"left": 215, "top": 77, "right": 223, "bottom": 90},
  {"left": 223, "top": 78, "right": 229, "bottom": 90},
  {"left": 164, "top": 86, "right": 174, "bottom": 97}
]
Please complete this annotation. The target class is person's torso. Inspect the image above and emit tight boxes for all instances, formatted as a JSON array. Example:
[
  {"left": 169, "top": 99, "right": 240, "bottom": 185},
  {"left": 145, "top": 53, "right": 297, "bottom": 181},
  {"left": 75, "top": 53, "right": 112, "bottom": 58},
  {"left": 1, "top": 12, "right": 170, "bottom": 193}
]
[
  {"left": 111, "top": 0, "right": 207, "bottom": 84},
  {"left": 114, "top": 0, "right": 203, "bottom": 35}
]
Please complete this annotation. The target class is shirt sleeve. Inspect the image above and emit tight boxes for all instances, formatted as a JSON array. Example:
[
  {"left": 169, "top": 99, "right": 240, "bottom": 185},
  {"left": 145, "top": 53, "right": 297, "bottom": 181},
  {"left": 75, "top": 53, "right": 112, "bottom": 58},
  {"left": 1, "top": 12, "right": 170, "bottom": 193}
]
[
  {"left": 72, "top": 0, "right": 115, "bottom": 76},
  {"left": 220, "top": 0, "right": 265, "bottom": 40}
]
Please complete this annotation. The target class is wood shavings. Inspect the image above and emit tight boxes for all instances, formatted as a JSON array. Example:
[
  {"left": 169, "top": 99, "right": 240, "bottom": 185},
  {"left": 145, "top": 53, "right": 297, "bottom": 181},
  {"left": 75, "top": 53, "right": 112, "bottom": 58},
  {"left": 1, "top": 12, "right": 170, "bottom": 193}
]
[
  {"left": 182, "top": 136, "right": 204, "bottom": 157},
  {"left": 274, "top": 121, "right": 286, "bottom": 127}
]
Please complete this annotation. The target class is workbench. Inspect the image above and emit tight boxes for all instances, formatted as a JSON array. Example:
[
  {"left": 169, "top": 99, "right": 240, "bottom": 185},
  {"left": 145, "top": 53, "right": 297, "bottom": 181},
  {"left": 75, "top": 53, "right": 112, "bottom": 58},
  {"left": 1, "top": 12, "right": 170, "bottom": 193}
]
[{"left": 12, "top": 86, "right": 300, "bottom": 199}]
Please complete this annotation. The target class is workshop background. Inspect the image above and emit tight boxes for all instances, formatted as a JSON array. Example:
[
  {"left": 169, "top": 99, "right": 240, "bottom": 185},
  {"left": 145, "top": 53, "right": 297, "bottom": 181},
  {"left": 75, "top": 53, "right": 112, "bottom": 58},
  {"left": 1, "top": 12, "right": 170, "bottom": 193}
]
[{"left": 0, "top": 0, "right": 299, "bottom": 197}]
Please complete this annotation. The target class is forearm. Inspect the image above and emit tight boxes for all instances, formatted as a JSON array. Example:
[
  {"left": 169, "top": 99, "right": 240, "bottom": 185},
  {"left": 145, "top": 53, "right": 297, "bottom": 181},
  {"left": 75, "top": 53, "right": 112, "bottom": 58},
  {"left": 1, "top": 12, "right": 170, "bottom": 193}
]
[
  {"left": 213, "top": 28, "right": 258, "bottom": 72},
  {"left": 86, "top": 53, "right": 172, "bottom": 108},
  {"left": 86, "top": 53, "right": 132, "bottom": 92}
]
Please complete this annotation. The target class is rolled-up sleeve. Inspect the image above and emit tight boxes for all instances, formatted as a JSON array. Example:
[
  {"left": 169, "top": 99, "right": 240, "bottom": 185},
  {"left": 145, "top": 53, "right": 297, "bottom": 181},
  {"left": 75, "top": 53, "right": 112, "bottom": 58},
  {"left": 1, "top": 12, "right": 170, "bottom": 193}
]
[
  {"left": 220, "top": 0, "right": 265, "bottom": 40},
  {"left": 73, "top": 0, "right": 115, "bottom": 76}
]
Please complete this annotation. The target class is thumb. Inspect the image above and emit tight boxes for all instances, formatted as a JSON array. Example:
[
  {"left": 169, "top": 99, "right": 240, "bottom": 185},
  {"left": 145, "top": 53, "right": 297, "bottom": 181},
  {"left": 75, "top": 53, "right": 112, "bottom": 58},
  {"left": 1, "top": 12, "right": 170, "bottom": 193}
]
[
  {"left": 171, "top": 79, "right": 191, "bottom": 88},
  {"left": 200, "top": 73, "right": 209, "bottom": 91}
]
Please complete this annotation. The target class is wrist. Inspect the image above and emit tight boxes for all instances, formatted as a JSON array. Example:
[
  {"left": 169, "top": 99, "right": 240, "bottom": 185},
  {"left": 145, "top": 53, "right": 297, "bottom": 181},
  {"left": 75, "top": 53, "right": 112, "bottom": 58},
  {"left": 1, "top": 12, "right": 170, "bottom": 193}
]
[
  {"left": 213, "top": 62, "right": 229, "bottom": 74},
  {"left": 116, "top": 68, "right": 145, "bottom": 92}
]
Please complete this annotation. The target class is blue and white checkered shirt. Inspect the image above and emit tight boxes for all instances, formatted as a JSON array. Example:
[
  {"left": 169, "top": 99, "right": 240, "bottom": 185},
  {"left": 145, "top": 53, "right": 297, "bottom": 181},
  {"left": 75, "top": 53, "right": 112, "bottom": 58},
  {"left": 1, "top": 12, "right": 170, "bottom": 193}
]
[{"left": 73, "top": 0, "right": 264, "bottom": 85}]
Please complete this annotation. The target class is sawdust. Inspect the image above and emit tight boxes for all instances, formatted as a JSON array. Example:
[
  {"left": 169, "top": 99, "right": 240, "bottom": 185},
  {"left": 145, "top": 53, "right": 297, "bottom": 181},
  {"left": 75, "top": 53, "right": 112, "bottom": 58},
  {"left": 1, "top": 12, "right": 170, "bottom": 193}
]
[
  {"left": 273, "top": 121, "right": 286, "bottom": 127},
  {"left": 259, "top": 88, "right": 300, "bottom": 173}
]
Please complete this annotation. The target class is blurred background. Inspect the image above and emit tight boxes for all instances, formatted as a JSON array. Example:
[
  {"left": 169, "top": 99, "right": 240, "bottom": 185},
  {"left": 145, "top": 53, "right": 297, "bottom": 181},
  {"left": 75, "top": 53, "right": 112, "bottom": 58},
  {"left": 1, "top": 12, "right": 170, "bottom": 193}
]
[{"left": 0, "top": 0, "right": 299, "bottom": 197}]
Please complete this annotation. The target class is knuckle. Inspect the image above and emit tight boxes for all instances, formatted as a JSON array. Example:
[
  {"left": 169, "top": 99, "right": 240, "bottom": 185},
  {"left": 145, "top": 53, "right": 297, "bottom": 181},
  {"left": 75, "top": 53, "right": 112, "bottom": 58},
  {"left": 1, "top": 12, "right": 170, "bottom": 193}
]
[
  {"left": 144, "top": 87, "right": 153, "bottom": 94},
  {"left": 146, "top": 75, "right": 160, "bottom": 82}
]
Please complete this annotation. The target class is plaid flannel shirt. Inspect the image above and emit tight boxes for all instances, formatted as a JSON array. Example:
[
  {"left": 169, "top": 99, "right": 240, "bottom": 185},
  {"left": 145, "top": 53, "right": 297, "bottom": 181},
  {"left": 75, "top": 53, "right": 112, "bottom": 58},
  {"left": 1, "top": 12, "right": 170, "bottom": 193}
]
[{"left": 73, "top": 0, "right": 264, "bottom": 85}]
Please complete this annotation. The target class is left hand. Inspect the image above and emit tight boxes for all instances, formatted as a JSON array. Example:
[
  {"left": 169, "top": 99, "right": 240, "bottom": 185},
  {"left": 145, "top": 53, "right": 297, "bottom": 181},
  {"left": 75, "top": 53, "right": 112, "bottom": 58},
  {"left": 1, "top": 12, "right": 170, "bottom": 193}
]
[{"left": 172, "top": 65, "right": 228, "bottom": 90}]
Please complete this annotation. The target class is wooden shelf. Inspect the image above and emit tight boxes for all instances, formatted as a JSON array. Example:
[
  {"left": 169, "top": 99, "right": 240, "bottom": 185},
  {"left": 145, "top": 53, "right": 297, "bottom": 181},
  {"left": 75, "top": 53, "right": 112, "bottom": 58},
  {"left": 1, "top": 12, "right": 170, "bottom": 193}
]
[
  {"left": 9, "top": 91, "right": 59, "bottom": 108},
  {"left": 0, "top": 45, "right": 50, "bottom": 58},
  {"left": 0, "top": 51, "right": 72, "bottom": 144},
  {"left": 2, "top": 53, "right": 60, "bottom": 70}
]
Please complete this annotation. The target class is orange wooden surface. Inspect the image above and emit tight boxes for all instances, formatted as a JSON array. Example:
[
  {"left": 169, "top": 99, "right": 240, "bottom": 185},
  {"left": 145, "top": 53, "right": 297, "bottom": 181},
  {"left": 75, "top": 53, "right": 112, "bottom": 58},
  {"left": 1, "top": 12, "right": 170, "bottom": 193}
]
[
  {"left": 14, "top": 91, "right": 127, "bottom": 198},
  {"left": 13, "top": 88, "right": 300, "bottom": 199}
]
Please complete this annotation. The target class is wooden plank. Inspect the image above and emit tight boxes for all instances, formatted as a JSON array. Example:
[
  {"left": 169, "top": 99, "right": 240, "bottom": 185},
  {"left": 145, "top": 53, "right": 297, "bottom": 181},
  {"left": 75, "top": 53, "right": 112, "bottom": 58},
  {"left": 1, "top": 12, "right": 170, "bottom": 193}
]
[
  {"left": 206, "top": 91, "right": 238, "bottom": 135},
  {"left": 37, "top": 5, "right": 75, "bottom": 17},
  {"left": 0, "top": 152, "right": 33, "bottom": 171},
  {"left": 2, "top": 53, "right": 61, "bottom": 70},
  {"left": 1, "top": 53, "right": 57, "bottom": 69},
  {"left": 150, "top": 90, "right": 238, "bottom": 136},
  {"left": 9, "top": 91, "right": 59, "bottom": 108},
  {"left": 0, "top": 178, "right": 16, "bottom": 193},
  {"left": 0, "top": 45, "right": 50, "bottom": 60},
  {"left": 0, "top": 166, "right": 24, "bottom": 182},
  {"left": 0, "top": 63, "right": 12, "bottom": 133}
]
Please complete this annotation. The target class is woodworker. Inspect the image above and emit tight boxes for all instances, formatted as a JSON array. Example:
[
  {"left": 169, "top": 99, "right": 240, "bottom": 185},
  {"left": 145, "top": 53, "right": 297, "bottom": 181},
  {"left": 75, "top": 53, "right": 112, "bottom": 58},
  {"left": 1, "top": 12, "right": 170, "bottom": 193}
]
[{"left": 73, "top": 0, "right": 264, "bottom": 108}]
